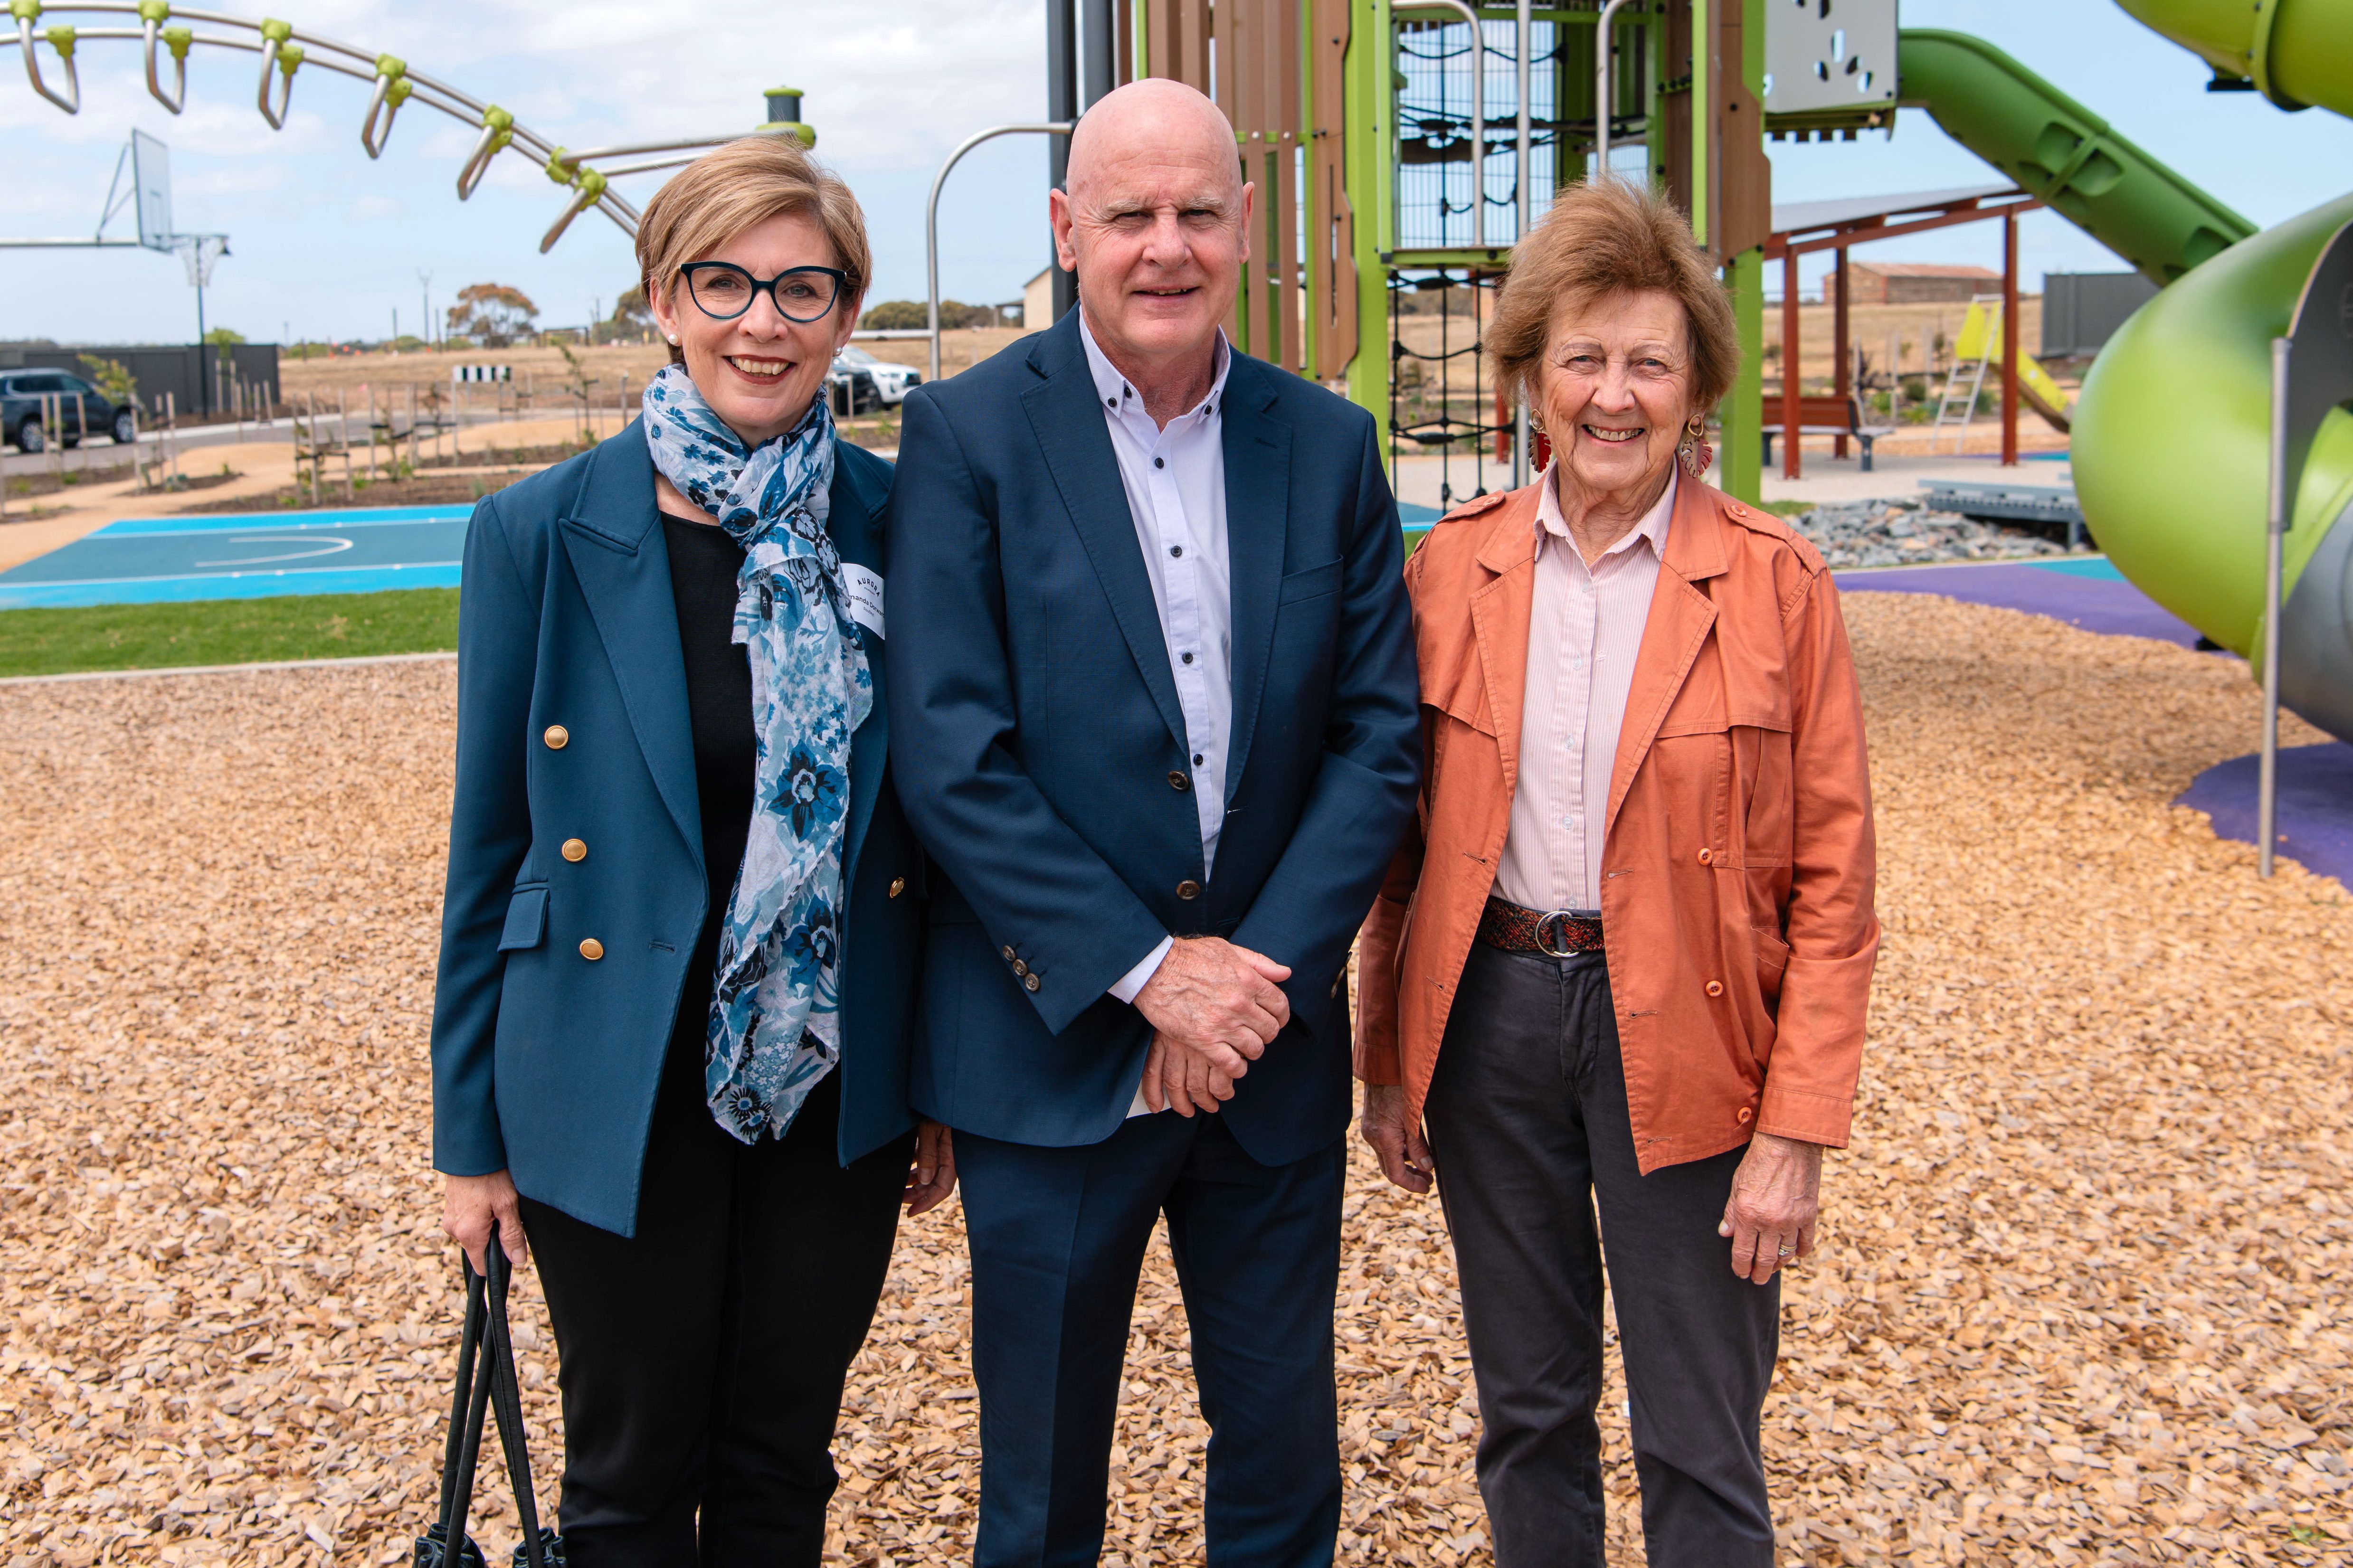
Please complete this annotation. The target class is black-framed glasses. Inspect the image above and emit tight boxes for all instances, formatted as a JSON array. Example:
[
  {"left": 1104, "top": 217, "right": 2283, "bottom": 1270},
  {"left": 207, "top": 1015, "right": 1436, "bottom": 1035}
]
[{"left": 680, "top": 262, "right": 848, "bottom": 323}]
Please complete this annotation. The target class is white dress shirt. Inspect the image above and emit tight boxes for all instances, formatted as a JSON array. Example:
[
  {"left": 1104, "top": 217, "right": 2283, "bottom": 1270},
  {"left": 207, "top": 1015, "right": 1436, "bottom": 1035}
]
[
  {"left": 1494, "top": 466, "right": 1674, "bottom": 914},
  {"left": 1077, "top": 310, "right": 1235, "bottom": 1013}
]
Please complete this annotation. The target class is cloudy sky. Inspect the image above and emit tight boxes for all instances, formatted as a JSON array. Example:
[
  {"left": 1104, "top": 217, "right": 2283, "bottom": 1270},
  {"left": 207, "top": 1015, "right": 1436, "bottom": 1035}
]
[{"left": 3, "top": 0, "right": 2348, "bottom": 346}]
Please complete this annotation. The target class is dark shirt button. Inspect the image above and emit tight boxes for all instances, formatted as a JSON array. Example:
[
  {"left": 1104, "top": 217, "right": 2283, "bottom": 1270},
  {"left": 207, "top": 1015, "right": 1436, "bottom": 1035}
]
[
  {"left": 1193, "top": 753, "right": 1204, "bottom": 765},
  {"left": 1181, "top": 651, "right": 1194, "bottom": 664},
  {"left": 1176, "top": 880, "right": 1201, "bottom": 901},
  {"left": 1168, "top": 771, "right": 1190, "bottom": 792},
  {"left": 1106, "top": 398, "right": 1117, "bottom": 408},
  {"left": 1170, "top": 545, "right": 1184, "bottom": 557},
  {"left": 1153, "top": 457, "right": 1166, "bottom": 469}
]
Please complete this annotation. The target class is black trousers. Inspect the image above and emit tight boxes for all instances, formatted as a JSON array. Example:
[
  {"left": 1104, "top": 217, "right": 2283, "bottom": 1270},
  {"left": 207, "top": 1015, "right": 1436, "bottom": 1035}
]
[
  {"left": 1420, "top": 944, "right": 1780, "bottom": 1568},
  {"left": 519, "top": 1041, "right": 914, "bottom": 1568}
]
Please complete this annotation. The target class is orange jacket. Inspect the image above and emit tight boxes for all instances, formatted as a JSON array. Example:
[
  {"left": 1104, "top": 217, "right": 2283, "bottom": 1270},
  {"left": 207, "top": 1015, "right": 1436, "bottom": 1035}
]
[{"left": 1354, "top": 478, "right": 1879, "bottom": 1172}]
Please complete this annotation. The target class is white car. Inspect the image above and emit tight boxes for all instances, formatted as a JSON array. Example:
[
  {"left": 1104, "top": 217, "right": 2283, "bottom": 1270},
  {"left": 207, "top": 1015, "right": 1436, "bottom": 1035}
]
[{"left": 835, "top": 345, "right": 921, "bottom": 406}]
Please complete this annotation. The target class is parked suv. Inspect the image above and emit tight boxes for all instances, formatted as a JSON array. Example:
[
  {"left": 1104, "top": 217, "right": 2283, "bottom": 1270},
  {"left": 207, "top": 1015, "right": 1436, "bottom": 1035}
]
[
  {"left": 834, "top": 346, "right": 920, "bottom": 406},
  {"left": 1, "top": 369, "right": 136, "bottom": 452},
  {"left": 826, "top": 360, "right": 884, "bottom": 418}
]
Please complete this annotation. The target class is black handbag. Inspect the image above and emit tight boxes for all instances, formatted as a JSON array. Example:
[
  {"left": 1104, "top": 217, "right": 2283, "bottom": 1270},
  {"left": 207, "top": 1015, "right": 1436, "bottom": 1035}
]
[{"left": 416, "top": 1224, "right": 565, "bottom": 1568}]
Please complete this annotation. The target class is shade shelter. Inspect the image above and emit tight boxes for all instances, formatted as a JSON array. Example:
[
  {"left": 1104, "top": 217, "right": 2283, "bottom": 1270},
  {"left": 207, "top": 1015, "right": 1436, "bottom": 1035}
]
[{"left": 1766, "top": 184, "right": 2043, "bottom": 477}]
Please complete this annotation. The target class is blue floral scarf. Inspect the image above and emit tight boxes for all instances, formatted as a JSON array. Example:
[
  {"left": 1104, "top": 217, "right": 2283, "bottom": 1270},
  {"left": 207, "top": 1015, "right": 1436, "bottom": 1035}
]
[{"left": 641, "top": 365, "right": 872, "bottom": 1144}]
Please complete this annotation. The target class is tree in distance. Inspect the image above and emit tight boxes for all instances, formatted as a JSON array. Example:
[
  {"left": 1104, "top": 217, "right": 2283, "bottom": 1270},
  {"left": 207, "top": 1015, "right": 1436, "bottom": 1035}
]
[
  {"left": 446, "top": 283, "right": 541, "bottom": 348},
  {"left": 203, "top": 326, "right": 246, "bottom": 369},
  {"left": 861, "top": 299, "right": 996, "bottom": 331},
  {"left": 611, "top": 286, "right": 655, "bottom": 334}
]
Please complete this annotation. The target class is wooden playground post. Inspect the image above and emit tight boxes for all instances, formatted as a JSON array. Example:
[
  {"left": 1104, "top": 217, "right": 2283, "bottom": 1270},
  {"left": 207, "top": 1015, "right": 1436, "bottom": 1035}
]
[
  {"left": 1781, "top": 249, "right": 1803, "bottom": 480},
  {"left": 340, "top": 388, "right": 354, "bottom": 501},
  {"left": 2002, "top": 209, "right": 2021, "bottom": 466},
  {"left": 1832, "top": 249, "right": 1851, "bottom": 460}
]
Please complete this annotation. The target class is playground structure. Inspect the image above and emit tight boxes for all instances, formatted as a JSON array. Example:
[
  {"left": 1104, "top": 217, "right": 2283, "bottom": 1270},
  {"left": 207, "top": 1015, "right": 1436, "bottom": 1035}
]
[
  {"left": 0, "top": 3, "right": 815, "bottom": 252},
  {"left": 6, "top": 0, "right": 2348, "bottom": 752},
  {"left": 995, "top": 0, "right": 2348, "bottom": 756}
]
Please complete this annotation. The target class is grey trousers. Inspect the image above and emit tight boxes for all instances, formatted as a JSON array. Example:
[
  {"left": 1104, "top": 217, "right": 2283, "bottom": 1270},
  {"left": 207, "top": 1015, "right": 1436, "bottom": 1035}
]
[{"left": 1421, "top": 943, "right": 1779, "bottom": 1568}]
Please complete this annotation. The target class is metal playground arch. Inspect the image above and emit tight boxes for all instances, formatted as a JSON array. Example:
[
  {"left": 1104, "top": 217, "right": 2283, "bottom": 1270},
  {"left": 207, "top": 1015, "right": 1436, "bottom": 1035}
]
[{"left": 0, "top": 0, "right": 816, "bottom": 251}]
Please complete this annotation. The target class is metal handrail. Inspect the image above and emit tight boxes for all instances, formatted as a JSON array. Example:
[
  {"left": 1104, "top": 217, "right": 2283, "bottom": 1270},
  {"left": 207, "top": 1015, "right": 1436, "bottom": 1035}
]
[
  {"left": 926, "top": 122, "right": 1073, "bottom": 383},
  {"left": 1594, "top": 0, "right": 1635, "bottom": 170},
  {"left": 1512, "top": 0, "right": 1532, "bottom": 486}
]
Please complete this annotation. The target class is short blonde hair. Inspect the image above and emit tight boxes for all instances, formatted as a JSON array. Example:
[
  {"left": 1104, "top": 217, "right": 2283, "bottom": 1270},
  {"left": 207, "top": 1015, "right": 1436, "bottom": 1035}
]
[
  {"left": 634, "top": 137, "right": 872, "bottom": 364},
  {"left": 1488, "top": 179, "right": 1740, "bottom": 416}
]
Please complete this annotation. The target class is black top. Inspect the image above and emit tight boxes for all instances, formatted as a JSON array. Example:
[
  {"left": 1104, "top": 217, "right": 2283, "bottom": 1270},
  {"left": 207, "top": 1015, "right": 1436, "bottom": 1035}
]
[{"left": 662, "top": 512, "right": 757, "bottom": 1068}]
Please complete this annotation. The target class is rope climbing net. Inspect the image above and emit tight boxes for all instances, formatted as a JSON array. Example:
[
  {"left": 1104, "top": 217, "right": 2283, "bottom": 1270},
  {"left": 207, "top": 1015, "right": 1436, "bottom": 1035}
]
[
  {"left": 0, "top": 1, "right": 812, "bottom": 251},
  {"left": 1388, "top": 266, "right": 1522, "bottom": 509}
]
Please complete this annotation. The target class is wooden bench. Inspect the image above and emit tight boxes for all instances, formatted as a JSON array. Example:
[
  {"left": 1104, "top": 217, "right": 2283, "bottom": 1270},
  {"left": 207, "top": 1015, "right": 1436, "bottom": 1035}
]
[{"left": 1760, "top": 393, "right": 1898, "bottom": 472}]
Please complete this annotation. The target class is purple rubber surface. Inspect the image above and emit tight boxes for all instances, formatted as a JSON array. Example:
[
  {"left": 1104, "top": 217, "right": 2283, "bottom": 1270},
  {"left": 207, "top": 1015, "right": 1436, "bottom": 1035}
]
[
  {"left": 1832, "top": 561, "right": 2203, "bottom": 647},
  {"left": 2175, "top": 744, "right": 2353, "bottom": 888},
  {"left": 1831, "top": 558, "right": 2349, "bottom": 886}
]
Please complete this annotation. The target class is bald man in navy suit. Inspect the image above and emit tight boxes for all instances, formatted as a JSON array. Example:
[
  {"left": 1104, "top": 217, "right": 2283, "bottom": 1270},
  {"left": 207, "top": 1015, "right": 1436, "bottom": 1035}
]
[{"left": 885, "top": 79, "right": 1420, "bottom": 1568}]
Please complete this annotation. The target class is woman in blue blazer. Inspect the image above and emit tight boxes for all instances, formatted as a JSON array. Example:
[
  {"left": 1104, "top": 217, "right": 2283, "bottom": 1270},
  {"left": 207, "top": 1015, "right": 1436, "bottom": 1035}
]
[{"left": 428, "top": 138, "right": 949, "bottom": 1565}]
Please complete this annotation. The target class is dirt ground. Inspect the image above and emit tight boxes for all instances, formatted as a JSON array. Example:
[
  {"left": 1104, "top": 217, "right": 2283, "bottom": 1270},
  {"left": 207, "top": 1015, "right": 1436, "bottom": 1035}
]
[
  {"left": 1394, "top": 296, "right": 2046, "bottom": 388},
  {"left": 0, "top": 591, "right": 2348, "bottom": 1567},
  {"left": 273, "top": 331, "right": 1028, "bottom": 406}
]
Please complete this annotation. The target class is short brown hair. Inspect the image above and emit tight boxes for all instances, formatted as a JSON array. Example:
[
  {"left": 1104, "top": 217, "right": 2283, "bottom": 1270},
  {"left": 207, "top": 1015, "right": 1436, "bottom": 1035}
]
[
  {"left": 634, "top": 137, "right": 872, "bottom": 365},
  {"left": 1488, "top": 179, "right": 1739, "bottom": 415}
]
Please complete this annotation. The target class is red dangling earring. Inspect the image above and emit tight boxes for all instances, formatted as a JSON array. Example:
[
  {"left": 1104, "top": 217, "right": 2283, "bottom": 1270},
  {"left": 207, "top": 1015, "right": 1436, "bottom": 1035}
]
[{"left": 1679, "top": 416, "right": 1713, "bottom": 479}]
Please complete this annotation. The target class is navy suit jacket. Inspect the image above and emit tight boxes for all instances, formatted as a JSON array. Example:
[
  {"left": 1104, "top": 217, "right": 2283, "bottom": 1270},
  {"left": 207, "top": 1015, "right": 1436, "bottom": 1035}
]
[
  {"left": 429, "top": 426, "right": 925, "bottom": 1237},
  {"left": 885, "top": 312, "right": 1420, "bottom": 1167}
]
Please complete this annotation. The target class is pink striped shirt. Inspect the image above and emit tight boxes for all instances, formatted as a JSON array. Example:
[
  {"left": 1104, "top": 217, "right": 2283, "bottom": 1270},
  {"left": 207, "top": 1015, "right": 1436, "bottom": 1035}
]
[{"left": 1494, "top": 466, "right": 1676, "bottom": 914}]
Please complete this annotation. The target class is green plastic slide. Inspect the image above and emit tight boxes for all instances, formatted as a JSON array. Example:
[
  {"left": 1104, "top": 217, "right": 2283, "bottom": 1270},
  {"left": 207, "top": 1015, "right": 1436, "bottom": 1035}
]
[
  {"left": 2114, "top": 0, "right": 2353, "bottom": 120},
  {"left": 2072, "top": 192, "right": 2353, "bottom": 741},
  {"left": 1896, "top": 30, "right": 2255, "bottom": 285},
  {"left": 1892, "top": 22, "right": 2353, "bottom": 742}
]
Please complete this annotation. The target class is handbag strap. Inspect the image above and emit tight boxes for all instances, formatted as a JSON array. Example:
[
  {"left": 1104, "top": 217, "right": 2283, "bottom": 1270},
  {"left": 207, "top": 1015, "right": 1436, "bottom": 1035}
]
[
  {"left": 433, "top": 1268, "right": 487, "bottom": 1528},
  {"left": 482, "top": 1234, "right": 552, "bottom": 1568},
  {"left": 434, "top": 1258, "right": 496, "bottom": 1562}
]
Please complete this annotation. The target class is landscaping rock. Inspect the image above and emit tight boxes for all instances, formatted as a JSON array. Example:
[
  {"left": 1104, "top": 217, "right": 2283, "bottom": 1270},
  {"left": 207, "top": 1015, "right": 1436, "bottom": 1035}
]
[{"left": 1790, "top": 496, "right": 2072, "bottom": 569}]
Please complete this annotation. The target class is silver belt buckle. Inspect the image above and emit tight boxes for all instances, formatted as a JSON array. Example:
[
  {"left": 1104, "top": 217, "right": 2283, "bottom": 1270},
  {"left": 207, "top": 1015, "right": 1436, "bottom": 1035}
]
[{"left": 1534, "top": 909, "right": 1580, "bottom": 958}]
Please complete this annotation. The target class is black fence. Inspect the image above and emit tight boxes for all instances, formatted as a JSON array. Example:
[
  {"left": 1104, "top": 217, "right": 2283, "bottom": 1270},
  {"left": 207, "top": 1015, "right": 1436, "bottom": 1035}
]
[
  {"left": 0, "top": 342, "right": 280, "bottom": 417},
  {"left": 2040, "top": 274, "right": 2160, "bottom": 359}
]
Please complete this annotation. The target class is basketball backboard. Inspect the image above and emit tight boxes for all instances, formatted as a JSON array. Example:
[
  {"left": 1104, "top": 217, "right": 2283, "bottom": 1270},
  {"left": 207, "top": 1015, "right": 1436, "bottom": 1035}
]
[{"left": 132, "top": 130, "right": 173, "bottom": 252}]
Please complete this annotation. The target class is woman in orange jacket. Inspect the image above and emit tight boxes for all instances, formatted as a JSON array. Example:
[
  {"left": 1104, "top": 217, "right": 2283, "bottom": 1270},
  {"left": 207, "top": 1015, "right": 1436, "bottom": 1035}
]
[{"left": 1354, "top": 180, "right": 1880, "bottom": 1566}]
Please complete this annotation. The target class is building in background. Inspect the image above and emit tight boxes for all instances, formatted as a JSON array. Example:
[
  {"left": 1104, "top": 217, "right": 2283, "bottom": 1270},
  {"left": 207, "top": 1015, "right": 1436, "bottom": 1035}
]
[
  {"left": 1023, "top": 267, "right": 1056, "bottom": 331},
  {"left": 0, "top": 341, "right": 278, "bottom": 416},
  {"left": 2040, "top": 271, "right": 2162, "bottom": 358},
  {"left": 1850, "top": 262, "right": 2003, "bottom": 304}
]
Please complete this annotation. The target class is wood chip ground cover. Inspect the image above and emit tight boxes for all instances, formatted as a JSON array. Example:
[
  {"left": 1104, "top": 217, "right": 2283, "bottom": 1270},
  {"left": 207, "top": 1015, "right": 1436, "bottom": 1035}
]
[{"left": 1, "top": 593, "right": 2347, "bottom": 1566}]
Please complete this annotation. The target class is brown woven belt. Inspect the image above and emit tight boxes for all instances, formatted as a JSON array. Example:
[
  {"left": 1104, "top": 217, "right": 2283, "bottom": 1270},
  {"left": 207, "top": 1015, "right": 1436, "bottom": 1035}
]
[{"left": 1477, "top": 896, "right": 1604, "bottom": 957}]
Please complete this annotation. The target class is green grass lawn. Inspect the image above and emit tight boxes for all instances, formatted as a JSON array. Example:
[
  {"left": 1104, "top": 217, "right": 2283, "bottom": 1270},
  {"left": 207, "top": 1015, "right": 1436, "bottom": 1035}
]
[{"left": 0, "top": 588, "right": 459, "bottom": 678}]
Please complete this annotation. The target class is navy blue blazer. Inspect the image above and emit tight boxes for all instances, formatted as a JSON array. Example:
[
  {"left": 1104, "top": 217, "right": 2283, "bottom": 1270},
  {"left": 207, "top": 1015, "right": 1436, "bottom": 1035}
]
[
  {"left": 885, "top": 312, "right": 1420, "bottom": 1167},
  {"left": 429, "top": 426, "right": 925, "bottom": 1237}
]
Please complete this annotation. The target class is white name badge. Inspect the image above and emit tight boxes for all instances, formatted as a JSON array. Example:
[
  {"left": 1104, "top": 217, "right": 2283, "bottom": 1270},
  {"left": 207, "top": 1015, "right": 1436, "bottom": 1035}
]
[{"left": 843, "top": 564, "right": 885, "bottom": 640}]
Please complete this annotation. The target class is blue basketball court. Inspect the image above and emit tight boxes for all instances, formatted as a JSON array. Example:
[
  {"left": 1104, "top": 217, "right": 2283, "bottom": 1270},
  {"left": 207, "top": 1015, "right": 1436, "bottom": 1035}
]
[{"left": 0, "top": 506, "right": 472, "bottom": 610}]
